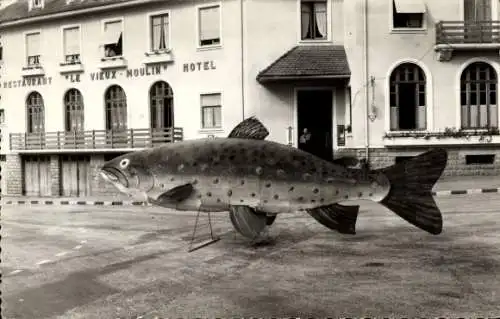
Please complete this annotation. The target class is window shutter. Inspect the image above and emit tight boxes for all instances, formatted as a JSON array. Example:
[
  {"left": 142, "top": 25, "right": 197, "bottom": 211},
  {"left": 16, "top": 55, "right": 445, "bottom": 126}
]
[
  {"left": 26, "top": 33, "right": 40, "bottom": 56},
  {"left": 390, "top": 106, "right": 399, "bottom": 130},
  {"left": 416, "top": 105, "right": 426, "bottom": 129},
  {"left": 199, "top": 6, "right": 220, "bottom": 41},
  {"left": 104, "top": 21, "right": 122, "bottom": 44},
  {"left": 63, "top": 27, "right": 80, "bottom": 55},
  {"left": 490, "top": 104, "right": 498, "bottom": 127},
  {"left": 201, "top": 93, "right": 221, "bottom": 106}
]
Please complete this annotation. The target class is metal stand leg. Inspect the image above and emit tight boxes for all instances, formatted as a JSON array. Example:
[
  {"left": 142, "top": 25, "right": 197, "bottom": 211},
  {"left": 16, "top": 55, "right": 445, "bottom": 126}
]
[{"left": 188, "top": 209, "right": 221, "bottom": 253}]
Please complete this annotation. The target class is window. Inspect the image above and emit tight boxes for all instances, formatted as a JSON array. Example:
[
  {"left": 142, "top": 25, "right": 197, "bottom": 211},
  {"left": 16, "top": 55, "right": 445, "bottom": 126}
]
[
  {"left": 392, "top": 0, "right": 425, "bottom": 29},
  {"left": 301, "top": 0, "right": 327, "bottom": 40},
  {"left": 201, "top": 93, "right": 222, "bottom": 129},
  {"left": 0, "top": 109, "right": 4, "bottom": 125},
  {"left": 103, "top": 20, "right": 123, "bottom": 58},
  {"left": 460, "top": 62, "right": 498, "bottom": 129},
  {"left": 150, "top": 81, "right": 174, "bottom": 130},
  {"left": 25, "top": 32, "right": 41, "bottom": 67},
  {"left": 29, "top": 0, "right": 43, "bottom": 10},
  {"left": 0, "top": 40, "right": 3, "bottom": 62},
  {"left": 150, "top": 13, "right": 169, "bottom": 51},
  {"left": 105, "top": 85, "right": 127, "bottom": 131},
  {"left": 64, "top": 89, "right": 84, "bottom": 132},
  {"left": 389, "top": 63, "right": 427, "bottom": 131},
  {"left": 63, "top": 26, "right": 80, "bottom": 64},
  {"left": 198, "top": 5, "right": 221, "bottom": 46},
  {"left": 26, "top": 91, "right": 44, "bottom": 134}
]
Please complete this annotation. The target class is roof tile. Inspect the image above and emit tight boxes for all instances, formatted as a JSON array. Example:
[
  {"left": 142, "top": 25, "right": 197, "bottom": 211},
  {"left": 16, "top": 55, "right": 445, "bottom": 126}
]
[{"left": 257, "top": 45, "right": 351, "bottom": 83}]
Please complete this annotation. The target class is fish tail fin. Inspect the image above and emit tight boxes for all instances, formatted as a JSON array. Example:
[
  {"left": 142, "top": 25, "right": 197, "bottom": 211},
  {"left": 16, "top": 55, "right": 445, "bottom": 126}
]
[{"left": 377, "top": 148, "right": 448, "bottom": 235}]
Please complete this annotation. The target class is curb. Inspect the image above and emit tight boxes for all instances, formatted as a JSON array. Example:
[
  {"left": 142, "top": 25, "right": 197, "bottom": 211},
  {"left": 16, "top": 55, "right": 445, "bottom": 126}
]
[{"left": 1, "top": 187, "right": 499, "bottom": 206}]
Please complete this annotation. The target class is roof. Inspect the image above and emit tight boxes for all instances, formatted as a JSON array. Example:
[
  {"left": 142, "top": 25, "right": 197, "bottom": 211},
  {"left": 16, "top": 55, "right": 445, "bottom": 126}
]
[
  {"left": 0, "top": 0, "right": 151, "bottom": 24},
  {"left": 256, "top": 45, "right": 351, "bottom": 83}
]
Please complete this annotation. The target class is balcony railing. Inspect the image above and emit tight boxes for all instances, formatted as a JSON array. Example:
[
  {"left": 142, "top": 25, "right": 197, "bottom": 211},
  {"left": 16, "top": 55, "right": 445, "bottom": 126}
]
[
  {"left": 436, "top": 21, "right": 500, "bottom": 44},
  {"left": 9, "top": 127, "right": 183, "bottom": 151}
]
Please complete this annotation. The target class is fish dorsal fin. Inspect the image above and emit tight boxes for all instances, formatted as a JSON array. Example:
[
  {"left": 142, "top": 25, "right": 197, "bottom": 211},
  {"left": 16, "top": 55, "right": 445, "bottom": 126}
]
[
  {"left": 331, "top": 156, "right": 359, "bottom": 167},
  {"left": 227, "top": 116, "right": 270, "bottom": 140}
]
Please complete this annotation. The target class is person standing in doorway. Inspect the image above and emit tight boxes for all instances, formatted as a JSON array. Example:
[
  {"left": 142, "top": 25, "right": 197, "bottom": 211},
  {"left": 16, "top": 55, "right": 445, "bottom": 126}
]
[{"left": 299, "top": 128, "right": 312, "bottom": 153}]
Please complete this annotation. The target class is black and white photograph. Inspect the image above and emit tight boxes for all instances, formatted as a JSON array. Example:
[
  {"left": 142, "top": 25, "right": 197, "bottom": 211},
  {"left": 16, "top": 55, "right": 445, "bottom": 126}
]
[{"left": 1, "top": 0, "right": 500, "bottom": 317}]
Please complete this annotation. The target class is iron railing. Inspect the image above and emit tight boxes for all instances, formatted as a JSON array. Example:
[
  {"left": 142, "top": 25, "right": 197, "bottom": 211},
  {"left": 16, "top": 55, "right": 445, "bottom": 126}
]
[
  {"left": 9, "top": 127, "right": 183, "bottom": 151},
  {"left": 436, "top": 21, "right": 500, "bottom": 44}
]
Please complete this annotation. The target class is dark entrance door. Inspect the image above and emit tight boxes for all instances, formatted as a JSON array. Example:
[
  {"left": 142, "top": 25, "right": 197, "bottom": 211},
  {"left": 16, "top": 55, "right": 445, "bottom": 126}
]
[{"left": 297, "top": 89, "right": 333, "bottom": 161}]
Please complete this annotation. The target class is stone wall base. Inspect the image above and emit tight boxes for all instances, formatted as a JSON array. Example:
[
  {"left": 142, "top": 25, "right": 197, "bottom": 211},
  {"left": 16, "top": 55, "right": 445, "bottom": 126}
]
[{"left": 336, "top": 146, "right": 500, "bottom": 176}]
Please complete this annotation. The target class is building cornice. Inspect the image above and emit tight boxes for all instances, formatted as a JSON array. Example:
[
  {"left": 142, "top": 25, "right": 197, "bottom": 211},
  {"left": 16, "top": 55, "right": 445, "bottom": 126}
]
[{"left": 0, "top": 0, "right": 166, "bottom": 29}]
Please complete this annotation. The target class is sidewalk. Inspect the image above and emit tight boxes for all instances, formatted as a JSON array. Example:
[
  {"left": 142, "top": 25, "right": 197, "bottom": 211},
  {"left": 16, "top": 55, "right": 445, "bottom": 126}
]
[{"left": 2, "top": 175, "right": 499, "bottom": 206}]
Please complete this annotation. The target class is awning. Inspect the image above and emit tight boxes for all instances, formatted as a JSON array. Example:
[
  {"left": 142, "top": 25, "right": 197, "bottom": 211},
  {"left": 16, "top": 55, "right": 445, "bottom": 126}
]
[
  {"left": 256, "top": 45, "right": 351, "bottom": 84},
  {"left": 394, "top": 0, "right": 426, "bottom": 14}
]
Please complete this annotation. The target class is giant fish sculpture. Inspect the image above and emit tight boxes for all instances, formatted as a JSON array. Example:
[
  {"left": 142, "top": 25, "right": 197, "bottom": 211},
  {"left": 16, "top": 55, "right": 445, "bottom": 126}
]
[{"left": 100, "top": 117, "right": 448, "bottom": 240}]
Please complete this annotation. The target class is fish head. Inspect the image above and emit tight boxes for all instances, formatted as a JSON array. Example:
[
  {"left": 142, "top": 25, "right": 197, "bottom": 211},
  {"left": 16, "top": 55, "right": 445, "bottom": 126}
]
[{"left": 100, "top": 151, "right": 155, "bottom": 198}]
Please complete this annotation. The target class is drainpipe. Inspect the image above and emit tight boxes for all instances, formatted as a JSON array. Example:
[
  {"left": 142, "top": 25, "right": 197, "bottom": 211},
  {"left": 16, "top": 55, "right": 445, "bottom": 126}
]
[
  {"left": 363, "top": 0, "right": 370, "bottom": 167},
  {"left": 240, "top": 0, "right": 245, "bottom": 121}
]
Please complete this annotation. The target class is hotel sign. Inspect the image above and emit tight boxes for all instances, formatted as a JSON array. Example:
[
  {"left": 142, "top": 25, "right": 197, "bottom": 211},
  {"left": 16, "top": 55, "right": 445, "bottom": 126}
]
[
  {"left": 89, "top": 65, "right": 168, "bottom": 81},
  {"left": 2, "top": 60, "right": 217, "bottom": 88}
]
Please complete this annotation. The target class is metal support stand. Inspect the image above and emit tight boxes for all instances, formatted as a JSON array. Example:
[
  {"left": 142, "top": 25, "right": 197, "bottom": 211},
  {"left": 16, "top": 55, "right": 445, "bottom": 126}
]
[{"left": 188, "top": 209, "right": 220, "bottom": 253}]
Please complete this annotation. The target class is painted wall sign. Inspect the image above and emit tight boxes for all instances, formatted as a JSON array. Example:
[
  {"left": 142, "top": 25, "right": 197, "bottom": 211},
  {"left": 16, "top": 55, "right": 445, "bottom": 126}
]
[
  {"left": 183, "top": 61, "right": 216, "bottom": 72},
  {"left": 65, "top": 74, "right": 81, "bottom": 83},
  {"left": 2, "top": 76, "right": 53, "bottom": 89},
  {"left": 90, "top": 65, "right": 167, "bottom": 81}
]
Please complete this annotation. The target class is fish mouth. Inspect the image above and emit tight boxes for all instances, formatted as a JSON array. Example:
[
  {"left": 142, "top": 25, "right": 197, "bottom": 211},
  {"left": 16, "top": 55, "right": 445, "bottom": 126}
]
[{"left": 100, "top": 167, "right": 129, "bottom": 189}]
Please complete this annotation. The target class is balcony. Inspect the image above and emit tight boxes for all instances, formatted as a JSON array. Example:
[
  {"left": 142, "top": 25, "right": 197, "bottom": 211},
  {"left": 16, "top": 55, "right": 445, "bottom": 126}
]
[
  {"left": 9, "top": 128, "right": 184, "bottom": 153},
  {"left": 22, "top": 55, "right": 45, "bottom": 77},
  {"left": 435, "top": 21, "right": 500, "bottom": 61}
]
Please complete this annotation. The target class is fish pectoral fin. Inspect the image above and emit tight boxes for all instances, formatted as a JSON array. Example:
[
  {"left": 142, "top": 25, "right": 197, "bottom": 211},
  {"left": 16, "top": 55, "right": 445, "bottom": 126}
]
[
  {"left": 331, "top": 156, "right": 360, "bottom": 167},
  {"left": 307, "top": 203, "right": 360, "bottom": 235},
  {"left": 154, "top": 183, "right": 194, "bottom": 205},
  {"left": 229, "top": 205, "right": 269, "bottom": 239},
  {"left": 227, "top": 116, "right": 270, "bottom": 140}
]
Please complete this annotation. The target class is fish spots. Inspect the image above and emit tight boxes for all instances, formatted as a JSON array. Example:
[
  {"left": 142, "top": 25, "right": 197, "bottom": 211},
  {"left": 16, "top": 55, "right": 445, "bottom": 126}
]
[
  {"left": 289, "top": 186, "right": 295, "bottom": 192},
  {"left": 227, "top": 190, "right": 233, "bottom": 197},
  {"left": 313, "top": 188, "right": 319, "bottom": 194},
  {"left": 213, "top": 178, "right": 219, "bottom": 184},
  {"left": 170, "top": 177, "right": 175, "bottom": 182},
  {"left": 274, "top": 194, "right": 279, "bottom": 200},
  {"left": 265, "top": 182, "right": 271, "bottom": 188},
  {"left": 263, "top": 199, "right": 268, "bottom": 204},
  {"left": 207, "top": 192, "right": 212, "bottom": 197},
  {"left": 320, "top": 198, "right": 325, "bottom": 203},
  {"left": 251, "top": 193, "right": 256, "bottom": 197},
  {"left": 311, "top": 199, "right": 316, "bottom": 203},
  {"left": 240, "top": 199, "right": 244, "bottom": 203},
  {"left": 255, "top": 167, "right": 263, "bottom": 175},
  {"left": 240, "top": 180, "right": 245, "bottom": 185}
]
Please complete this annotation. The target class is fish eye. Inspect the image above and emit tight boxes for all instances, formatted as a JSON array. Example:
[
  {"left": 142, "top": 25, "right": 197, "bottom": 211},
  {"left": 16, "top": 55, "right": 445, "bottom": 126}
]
[{"left": 120, "top": 158, "right": 130, "bottom": 168}]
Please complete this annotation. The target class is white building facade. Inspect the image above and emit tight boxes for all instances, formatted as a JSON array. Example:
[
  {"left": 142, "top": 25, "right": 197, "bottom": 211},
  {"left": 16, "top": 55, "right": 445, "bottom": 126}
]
[{"left": 1, "top": 0, "right": 499, "bottom": 198}]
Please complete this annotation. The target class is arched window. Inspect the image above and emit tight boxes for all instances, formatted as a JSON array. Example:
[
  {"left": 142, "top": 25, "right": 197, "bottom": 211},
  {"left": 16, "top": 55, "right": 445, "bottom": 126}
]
[
  {"left": 460, "top": 62, "right": 498, "bottom": 129},
  {"left": 149, "top": 81, "right": 174, "bottom": 130},
  {"left": 64, "top": 88, "right": 84, "bottom": 132},
  {"left": 26, "top": 91, "right": 44, "bottom": 134},
  {"left": 389, "top": 63, "right": 426, "bottom": 131},
  {"left": 105, "top": 85, "right": 127, "bottom": 131}
]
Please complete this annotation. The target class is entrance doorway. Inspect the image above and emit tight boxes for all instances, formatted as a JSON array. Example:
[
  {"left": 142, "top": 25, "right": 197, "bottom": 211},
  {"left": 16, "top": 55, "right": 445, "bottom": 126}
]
[{"left": 297, "top": 89, "right": 333, "bottom": 161}]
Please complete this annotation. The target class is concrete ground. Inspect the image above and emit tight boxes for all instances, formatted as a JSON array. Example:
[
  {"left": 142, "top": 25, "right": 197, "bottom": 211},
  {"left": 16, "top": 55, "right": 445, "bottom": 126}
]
[{"left": 2, "top": 193, "right": 500, "bottom": 318}]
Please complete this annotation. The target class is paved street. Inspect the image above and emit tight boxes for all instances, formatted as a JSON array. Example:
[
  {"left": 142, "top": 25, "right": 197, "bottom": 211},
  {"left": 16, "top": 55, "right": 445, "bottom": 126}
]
[{"left": 2, "top": 194, "right": 500, "bottom": 318}]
